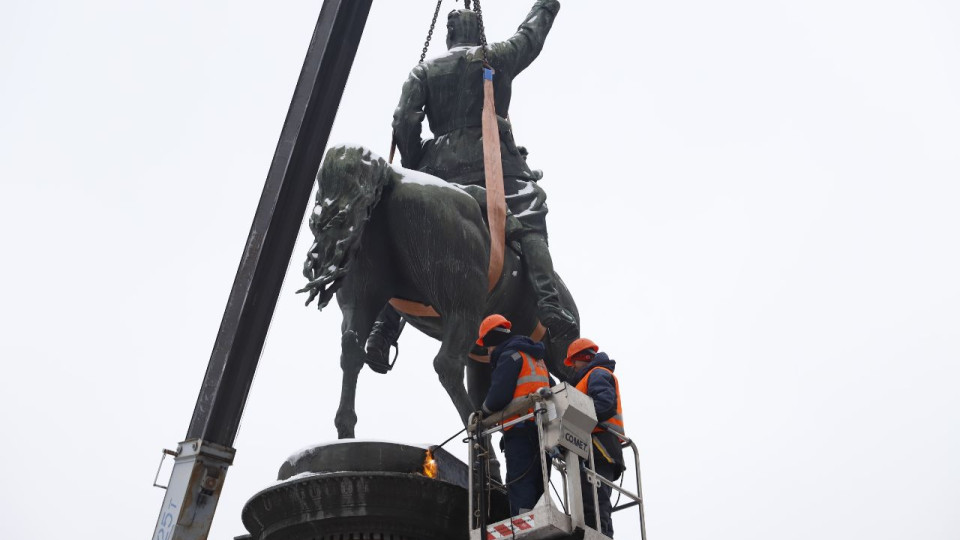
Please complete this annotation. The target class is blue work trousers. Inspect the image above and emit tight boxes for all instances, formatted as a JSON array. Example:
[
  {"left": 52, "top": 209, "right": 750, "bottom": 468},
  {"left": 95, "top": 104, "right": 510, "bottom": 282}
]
[
  {"left": 502, "top": 424, "right": 550, "bottom": 515},
  {"left": 581, "top": 458, "right": 621, "bottom": 538}
]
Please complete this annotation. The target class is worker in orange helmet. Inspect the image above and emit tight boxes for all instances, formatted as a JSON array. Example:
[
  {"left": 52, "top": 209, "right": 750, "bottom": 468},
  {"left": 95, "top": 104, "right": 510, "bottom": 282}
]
[
  {"left": 564, "top": 338, "right": 626, "bottom": 538},
  {"left": 477, "top": 314, "right": 553, "bottom": 516}
]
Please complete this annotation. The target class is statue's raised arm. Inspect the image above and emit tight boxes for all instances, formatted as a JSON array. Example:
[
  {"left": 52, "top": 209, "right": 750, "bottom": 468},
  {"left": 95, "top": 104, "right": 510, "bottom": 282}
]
[{"left": 488, "top": 0, "right": 561, "bottom": 78}]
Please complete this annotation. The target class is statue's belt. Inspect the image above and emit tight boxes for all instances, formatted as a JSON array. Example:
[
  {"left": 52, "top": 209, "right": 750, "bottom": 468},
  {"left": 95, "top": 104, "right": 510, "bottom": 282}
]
[
  {"left": 431, "top": 121, "right": 483, "bottom": 136},
  {"left": 431, "top": 114, "right": 511, "bottom": 138}
]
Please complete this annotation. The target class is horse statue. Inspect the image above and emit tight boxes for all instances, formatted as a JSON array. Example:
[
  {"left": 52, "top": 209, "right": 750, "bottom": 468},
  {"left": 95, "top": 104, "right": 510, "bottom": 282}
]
[{"left": 299, "top": 144, "right": 579, "bottom": 439}]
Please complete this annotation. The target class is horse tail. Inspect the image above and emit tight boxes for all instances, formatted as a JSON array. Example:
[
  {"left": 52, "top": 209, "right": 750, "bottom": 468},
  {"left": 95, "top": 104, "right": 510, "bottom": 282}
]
[{"left": 298, "top": 145, "right": 396, "bottom": 309}]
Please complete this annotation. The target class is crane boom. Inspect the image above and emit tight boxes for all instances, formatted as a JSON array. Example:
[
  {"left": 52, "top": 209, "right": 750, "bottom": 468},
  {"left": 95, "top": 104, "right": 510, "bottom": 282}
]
[{"left": 153, "top": 1, "right": 373, "bottom": 538}]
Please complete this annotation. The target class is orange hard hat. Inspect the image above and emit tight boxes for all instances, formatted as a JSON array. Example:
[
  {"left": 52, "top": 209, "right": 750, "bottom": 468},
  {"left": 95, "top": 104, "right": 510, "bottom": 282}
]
[
  {"left": 477, "top": 314, "right": 512, "bottom": 346},
  {"left": 563, "top": 338, "right": 599, "bottom": 366}
]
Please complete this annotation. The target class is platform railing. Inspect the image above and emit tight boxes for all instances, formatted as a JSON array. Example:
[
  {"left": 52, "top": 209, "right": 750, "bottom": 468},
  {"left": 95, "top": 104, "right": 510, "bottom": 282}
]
[{"left": 467, "top": 386, "right": 647, "bottom": 540}]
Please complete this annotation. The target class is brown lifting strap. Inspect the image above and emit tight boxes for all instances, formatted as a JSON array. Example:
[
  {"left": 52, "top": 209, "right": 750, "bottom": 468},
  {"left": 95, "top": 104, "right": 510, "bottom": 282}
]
[{"left": 480, "top": 65, "right": 507, "bottom": 291}]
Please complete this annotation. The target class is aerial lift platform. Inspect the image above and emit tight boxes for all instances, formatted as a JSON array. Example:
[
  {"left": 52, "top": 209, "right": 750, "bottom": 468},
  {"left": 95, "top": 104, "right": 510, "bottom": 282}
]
[{"left": 468, "top": 383, "right": 647, "bottom": 540}]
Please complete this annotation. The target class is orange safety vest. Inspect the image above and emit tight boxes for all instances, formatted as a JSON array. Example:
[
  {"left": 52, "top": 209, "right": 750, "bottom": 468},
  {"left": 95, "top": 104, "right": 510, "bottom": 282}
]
[
  {"left": 575, "top": 366, "right": 625, "bottom": 437},
  {"left": 504, "top": 351, "right": 551, "bottom": 430}
]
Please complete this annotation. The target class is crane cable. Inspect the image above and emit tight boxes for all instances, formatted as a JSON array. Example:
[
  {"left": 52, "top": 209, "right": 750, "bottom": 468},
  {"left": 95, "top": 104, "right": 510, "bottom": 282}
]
[
  {"left": 390, "top": 0, "right": 445, "bottom": 164},
  {"left": 420, "top": 0, "right": 446, "bottom": 64}
]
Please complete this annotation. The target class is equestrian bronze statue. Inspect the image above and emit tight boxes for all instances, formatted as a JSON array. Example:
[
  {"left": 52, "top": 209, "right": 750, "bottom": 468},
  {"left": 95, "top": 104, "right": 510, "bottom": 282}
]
[{"left": 300, "top": 0, "right": 579, "bottom": 438}]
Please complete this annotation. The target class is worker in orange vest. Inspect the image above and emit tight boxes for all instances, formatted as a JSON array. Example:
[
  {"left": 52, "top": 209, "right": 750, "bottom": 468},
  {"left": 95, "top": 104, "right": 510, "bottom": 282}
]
[
  {"left": 477, "top": 314, "right": 553, "bottom": 516},
  {"left": 565, "top": 338, "right": 626, "bottom": 538}
]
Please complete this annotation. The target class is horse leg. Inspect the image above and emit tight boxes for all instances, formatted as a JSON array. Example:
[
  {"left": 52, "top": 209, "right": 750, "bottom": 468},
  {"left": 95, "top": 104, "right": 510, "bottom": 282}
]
[
  {"left": 466, "top": 356, "right": 491, "bottom": 410},
  {"left": 335, "top": 296, "right": 387, "bottom": 439},
  {"left": 434, "top": 313, "right": 504, "bottom": 483},
  {"left": 544, "top": 273, "right": 581, "bottom": 380},
  {"left": 335, "top": 323, "right": 365, "bottom": 439},
  {"left": 433, "top": 312, "right": 482, "bottom": 427},
  {"left": 469, "top": 360, "right": 503, "bottom": 484}
]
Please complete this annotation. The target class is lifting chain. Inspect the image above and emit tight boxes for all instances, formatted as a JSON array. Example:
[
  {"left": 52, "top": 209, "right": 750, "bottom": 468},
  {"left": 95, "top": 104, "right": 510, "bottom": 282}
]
[
  {"left": 471, "top": 0, "right": 490, "bottom": 66},
  {"left": 420, "top": 0, "right": 446, "bottom": 63},
  {"left": 421, "top": 0, "right": 489, "bottom": 65}
]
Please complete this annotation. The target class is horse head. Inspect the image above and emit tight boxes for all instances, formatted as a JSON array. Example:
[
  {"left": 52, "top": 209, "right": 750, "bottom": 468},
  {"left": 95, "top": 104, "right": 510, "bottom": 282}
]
[{"left": 299, "top": 145, "right": 397, "bottom": 308}]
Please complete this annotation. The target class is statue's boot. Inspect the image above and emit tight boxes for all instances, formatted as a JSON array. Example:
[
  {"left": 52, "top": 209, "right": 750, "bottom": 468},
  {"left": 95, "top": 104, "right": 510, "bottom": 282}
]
[
  {"left": 365, "top": 305, "right": 405, "bottom": 374},
  {"left": 519, "top": 234, "right": 579, "bottom": 341}
]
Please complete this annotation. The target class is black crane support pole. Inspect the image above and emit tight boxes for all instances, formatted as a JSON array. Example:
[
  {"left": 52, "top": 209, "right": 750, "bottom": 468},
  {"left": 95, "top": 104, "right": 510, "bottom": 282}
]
[
  {"left": 189, "top": 0, "right": 372, "bottom": 447},
  {"left": 153, "top": 2, "right": 373, "bottom": 539}
]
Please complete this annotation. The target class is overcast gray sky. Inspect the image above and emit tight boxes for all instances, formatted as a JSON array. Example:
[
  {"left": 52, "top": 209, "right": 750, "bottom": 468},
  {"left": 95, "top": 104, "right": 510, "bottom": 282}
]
[{"left": 1, "top": 1, "right": 959, "bottom": 539}]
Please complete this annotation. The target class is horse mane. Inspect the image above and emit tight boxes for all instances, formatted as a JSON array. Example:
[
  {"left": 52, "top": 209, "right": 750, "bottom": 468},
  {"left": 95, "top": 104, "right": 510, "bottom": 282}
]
[{"left": 298, "top": 145, "right": 397, "bottom": 308}]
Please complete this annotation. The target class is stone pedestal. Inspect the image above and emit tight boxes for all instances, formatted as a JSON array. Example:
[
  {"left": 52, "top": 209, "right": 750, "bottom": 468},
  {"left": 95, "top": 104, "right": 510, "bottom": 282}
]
[{"left": 240, "top": 441, "right": 474, "bottom": 540}]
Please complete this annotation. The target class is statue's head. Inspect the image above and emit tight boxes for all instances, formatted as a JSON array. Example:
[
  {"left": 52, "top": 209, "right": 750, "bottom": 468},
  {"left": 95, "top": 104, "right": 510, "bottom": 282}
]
[{"left": 446, "top": 9, "right": 481, "bottom": 49}]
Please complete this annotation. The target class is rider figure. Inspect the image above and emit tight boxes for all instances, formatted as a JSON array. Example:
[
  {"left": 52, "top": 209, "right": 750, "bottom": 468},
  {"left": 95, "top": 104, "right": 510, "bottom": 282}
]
[{"left": 367, "top": 0, "right": 576, "bottom": 371}]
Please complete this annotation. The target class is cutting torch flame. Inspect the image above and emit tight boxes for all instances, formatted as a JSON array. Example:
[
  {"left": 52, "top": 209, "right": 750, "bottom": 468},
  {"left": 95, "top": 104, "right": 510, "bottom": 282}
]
[{"left": 423, "top": 449, "right": 438, "bottom": 479}]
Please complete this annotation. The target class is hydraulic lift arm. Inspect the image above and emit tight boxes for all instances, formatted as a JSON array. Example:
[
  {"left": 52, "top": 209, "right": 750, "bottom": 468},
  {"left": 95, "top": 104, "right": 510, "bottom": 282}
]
[{"left": 152, "top": 1, "right": 373, "bottom": 538}]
